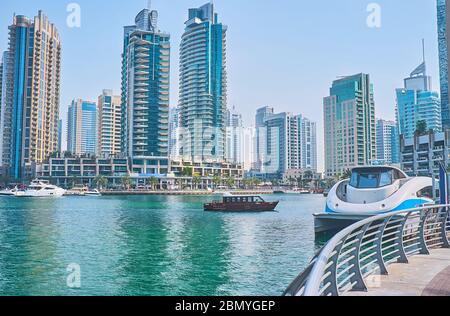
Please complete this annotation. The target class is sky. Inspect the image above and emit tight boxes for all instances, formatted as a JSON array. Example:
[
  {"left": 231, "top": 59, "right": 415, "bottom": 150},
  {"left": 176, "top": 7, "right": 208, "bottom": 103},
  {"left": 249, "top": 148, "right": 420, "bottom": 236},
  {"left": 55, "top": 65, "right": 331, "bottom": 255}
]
[{"left": 0, "top": 0, "right": 441, "bottom": 172}]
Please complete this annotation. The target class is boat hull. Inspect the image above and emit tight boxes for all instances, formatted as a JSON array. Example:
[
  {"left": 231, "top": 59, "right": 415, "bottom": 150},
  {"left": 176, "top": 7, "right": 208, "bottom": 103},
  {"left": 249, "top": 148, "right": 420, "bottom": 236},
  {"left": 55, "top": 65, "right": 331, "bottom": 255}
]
[{"left": 204, "top": 202, "right": 279, "bottom": 212}]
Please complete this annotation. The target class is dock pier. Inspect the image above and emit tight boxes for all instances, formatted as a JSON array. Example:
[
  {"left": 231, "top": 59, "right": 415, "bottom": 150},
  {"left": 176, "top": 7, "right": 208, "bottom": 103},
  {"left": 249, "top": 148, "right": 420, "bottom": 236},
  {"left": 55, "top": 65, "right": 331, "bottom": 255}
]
[{"left": 284, "top": 204, "right": 450, "bottom": 296}]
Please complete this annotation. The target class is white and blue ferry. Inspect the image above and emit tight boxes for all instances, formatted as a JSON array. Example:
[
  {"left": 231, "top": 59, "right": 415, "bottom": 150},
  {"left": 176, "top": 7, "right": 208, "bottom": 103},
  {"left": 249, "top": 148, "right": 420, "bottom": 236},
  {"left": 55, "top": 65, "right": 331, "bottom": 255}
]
[{"left": 315, "top": 166, "right": 435, "bottom": 233}]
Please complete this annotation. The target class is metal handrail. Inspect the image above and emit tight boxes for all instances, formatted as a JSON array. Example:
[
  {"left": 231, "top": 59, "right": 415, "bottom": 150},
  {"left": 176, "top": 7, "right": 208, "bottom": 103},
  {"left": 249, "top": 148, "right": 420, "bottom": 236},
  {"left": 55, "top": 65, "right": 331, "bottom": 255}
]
[{"left": 284, "top": 204, "right": 450, "bottom": 296}]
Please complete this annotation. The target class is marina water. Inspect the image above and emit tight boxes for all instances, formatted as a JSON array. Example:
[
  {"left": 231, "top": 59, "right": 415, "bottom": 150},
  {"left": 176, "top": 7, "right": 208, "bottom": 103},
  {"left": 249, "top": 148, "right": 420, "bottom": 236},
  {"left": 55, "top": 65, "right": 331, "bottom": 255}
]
[{"left": 0, "top": 194, "right": 326, "bottom": 296}]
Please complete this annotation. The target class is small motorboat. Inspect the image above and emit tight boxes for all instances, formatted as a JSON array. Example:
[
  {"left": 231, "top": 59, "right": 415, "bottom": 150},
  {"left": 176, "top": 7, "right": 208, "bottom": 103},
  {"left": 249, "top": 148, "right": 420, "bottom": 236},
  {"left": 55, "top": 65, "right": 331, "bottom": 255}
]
[
  {"left": 204, "top": 194, "right": 279, "bottom": 212},
  {"left": 65, "top": 187, "right": 87, "bottom": 196},
  {"left": 84, "top": 189, "right": 101, "bottom": 197},
  {"left": 65, "top": 187, "right": 101, "bottom": 197}
]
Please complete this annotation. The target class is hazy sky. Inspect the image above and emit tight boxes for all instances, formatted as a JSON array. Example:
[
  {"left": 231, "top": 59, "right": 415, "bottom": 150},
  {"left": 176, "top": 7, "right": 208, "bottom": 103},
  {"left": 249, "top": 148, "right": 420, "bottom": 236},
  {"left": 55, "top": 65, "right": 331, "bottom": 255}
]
[{"left": 0, "top": 0, "right": 440, "bottom": 172}]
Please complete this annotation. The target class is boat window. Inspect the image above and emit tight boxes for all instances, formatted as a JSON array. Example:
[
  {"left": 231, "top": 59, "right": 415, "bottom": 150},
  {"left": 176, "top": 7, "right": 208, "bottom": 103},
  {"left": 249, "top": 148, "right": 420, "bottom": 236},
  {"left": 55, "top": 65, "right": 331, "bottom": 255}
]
[
  {"left": 417, "top": 186, "right": 433, "bottom": 199},
  {"left": 379, "top": 171, "right": 393, "bottom": 187},
  {"left": 357, "top": 173, "right": 379, "bottom": 188},
  {"left": 349, "top": 169, "right": 393, "bottom": 189}
]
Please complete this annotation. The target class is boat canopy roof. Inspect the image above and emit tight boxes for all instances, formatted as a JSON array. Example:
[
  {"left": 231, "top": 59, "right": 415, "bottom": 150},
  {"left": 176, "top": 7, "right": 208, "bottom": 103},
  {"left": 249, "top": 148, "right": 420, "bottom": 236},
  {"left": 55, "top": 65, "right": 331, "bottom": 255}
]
[
  {"left": 223, "top": 195, "right": 266, "bottom": 203},
  {"left": 349, "top": 166, "right": 408, "bottom": 189}
]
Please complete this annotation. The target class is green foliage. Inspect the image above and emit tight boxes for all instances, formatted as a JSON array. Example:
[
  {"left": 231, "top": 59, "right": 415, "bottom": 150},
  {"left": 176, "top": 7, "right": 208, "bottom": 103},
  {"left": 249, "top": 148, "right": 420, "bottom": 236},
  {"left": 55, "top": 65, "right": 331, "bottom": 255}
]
[
  {"left": 415, "top": 120, "right": 428, "bottom": 136},
  {"left": 94, "top": 175, "right": 108, "bottom": 189}
]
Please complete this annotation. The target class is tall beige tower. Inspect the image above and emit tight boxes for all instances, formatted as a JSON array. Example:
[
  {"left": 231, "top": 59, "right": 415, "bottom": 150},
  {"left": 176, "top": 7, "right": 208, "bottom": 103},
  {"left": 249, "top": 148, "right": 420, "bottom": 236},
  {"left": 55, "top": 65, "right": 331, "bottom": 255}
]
[{"left": 1, "top": 11, "right": 61, "bottom": 179}]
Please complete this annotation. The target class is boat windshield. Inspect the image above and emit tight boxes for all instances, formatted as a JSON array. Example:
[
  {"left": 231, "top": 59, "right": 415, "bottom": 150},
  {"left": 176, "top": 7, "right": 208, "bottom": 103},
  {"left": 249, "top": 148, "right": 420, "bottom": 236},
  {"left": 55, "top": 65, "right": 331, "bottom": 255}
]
[
  {"left": 349, "top": 168, "right": 394, "bottom": 189},
  {"left": 223, "top": 196, "right": 264, "bottom": 203}
]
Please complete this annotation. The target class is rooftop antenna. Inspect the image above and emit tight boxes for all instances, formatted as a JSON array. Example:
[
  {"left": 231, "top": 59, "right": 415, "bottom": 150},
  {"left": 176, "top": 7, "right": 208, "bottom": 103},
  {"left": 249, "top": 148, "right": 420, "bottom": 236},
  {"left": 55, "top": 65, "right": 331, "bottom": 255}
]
[
  {"left": 147, "top": 0, "right": 152, "bottom": 10},
  {"left": 422, "top": 38, "right": 427, "bottom": 75}
]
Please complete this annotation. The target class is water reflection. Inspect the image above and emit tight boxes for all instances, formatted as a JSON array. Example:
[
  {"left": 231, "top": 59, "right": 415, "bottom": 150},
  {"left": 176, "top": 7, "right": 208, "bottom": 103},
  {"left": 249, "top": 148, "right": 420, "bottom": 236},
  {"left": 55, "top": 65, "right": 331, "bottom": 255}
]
[{"left": 0, "top": 194, "right": 326, "bottom": 296}]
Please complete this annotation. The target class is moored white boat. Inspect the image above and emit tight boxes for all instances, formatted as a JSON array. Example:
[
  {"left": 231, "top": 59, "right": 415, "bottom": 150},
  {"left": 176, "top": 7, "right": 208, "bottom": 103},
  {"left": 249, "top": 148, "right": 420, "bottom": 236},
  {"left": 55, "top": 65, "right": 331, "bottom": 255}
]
[
  {"left": 325, "top": 166, "right": 434, "bottom": 216},
  {"left": 65, "top": 187, "right": 101, "bottom": 197},
  {"left": 0, "top": 186, "right": 26, "bottom": 197},
  {"left": 84, "top": 189, "right": 101, "bottom": 197},
  {"left": 20, "top": 179, "right": 66, "bottom": 198}
]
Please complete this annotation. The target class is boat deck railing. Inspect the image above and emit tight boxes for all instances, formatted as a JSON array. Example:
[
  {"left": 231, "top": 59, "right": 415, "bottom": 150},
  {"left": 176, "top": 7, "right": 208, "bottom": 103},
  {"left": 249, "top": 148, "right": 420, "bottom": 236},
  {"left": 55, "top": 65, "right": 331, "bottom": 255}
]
[{"left": 284, "top": 204, "right": 450, "bottom": 296}]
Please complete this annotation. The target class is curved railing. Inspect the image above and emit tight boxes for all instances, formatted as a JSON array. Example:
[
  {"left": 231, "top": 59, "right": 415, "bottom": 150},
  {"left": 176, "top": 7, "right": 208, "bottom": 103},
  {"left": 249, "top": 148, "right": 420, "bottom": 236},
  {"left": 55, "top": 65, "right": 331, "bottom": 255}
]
[{"left": 284, "top": 205, "right": 450, "bottom": 296}]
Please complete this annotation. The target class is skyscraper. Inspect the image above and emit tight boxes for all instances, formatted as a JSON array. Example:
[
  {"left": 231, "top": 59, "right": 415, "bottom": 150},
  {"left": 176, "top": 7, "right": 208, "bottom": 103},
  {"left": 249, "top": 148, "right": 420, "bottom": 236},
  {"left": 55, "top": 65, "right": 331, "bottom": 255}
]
[
  {"left": 169, "top": 107, "right": 180, "bottom": 160},
  {"left": 396, "top": 54, "right": 441, "bottom": 139},
  {"left": 121, "top": 4, "right": 170, "bottom": 175},
  {"left": 179, "top": 3, "right": 227, "bottom": 163},
  {"left": 98, "top": 89, "right": 121, "bottom": 157},
  {"left": 437, "top": 0, "right": 450, "bottom": 128},
  {"left": 376, "top": 119, "right": 400, "bottom": 165},
  {"left": 254, "top": 106, "right": 274, "bottom": 171},
  {"left": 0, "top": 51, "right": 9, "bottom": 174},
  {"left": 324, "top": 74, "right": 376, "bottom": 177},
  {"left": 225, "top": 107, "right": 243, "bottom": 164},
  {"left": 67, "top": 99, "right": 97, "bottom": 156},
  {"left": 57, "top": 119, "right": 63, "bottom": 153},
  {"left": 300, "top": 117, "right": 318, "bottom": 171},
  {"left": 0, "top": 11, "right": 61, "bottom": 179},
  {"left": 242, "top": 127, "right": 256, "bottom": 172},
  {"left": 261, "top": 112, "right": 317, "bottom": 176}
]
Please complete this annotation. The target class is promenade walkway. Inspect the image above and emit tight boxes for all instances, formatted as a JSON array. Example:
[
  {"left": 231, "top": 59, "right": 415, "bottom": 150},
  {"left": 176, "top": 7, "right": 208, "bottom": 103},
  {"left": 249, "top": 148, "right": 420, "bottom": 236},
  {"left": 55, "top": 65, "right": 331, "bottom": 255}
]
[{"left": 346, "top": 248, "right": 450, "bottom": 296}]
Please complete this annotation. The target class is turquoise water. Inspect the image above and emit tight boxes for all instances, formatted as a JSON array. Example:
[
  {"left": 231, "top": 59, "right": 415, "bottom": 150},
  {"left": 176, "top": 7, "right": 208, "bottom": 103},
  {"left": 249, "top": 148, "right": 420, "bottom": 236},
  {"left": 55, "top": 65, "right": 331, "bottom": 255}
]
[{"left": 0, "top": 194, "right": 326, "bottom": 296}]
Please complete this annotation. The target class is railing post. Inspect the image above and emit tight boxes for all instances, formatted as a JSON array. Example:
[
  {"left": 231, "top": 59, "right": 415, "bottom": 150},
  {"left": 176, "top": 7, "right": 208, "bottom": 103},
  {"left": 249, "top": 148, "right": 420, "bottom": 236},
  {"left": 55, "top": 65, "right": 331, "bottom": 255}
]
[
  {"left": 323, "top": 238, "right": 347, "bottom": 296},
  {"left": 349, "top": 224, "right": 371, "bottom": 292},
  {"left": 374, "top": 217, "right": 391, "bottom": 275},
  {"left": 418, "top": 210, "right": 431, "bottom": 255},
  {"left": 440, "top": 206, "right": 450, "bottom": 248},
  {"left": 397, "top": 212, "right": 411, "bottom": 264}
]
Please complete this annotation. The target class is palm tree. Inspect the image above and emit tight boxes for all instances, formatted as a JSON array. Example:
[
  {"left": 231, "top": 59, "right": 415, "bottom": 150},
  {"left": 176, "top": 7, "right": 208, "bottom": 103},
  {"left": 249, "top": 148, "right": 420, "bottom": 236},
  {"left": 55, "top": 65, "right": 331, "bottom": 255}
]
[
  {"left": 242, "top": 178, "right": 252, "bottom": 189},
  {"left": 121, "top": 175, "right": 132, "bottom": 190},
  {"left": 150, "top": 177, "right": 159, "bottom": 191},
  {"left": 70, "top": 175, "right": 79, "bottom": 189},
  {"left": 183, "top": 166, "right": 193, "bottom": 177},
  {"left": 340, "top": 169, "right": 352, "bottom": 180},
  {"left": 252, "top": 178, "right": 261, "bottom": 188},
  {"left": 193, "top": 174, "right": 202, "bottom": 190},
  {"left": 226, "top": 176, "right": 235, "bottom": 189},
  {"left": 94, "top": 175, "right": 108, "bottom": 190},
  {"left": 212, "top": 175, "right": 221, "bottom": 189}
]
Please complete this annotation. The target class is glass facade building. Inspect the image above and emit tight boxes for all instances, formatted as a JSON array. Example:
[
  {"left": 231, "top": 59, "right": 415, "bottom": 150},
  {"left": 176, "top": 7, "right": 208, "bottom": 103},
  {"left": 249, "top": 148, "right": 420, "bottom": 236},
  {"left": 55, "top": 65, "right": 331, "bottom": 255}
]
[
  {"left": 67, "top": 99, "right": 98, "bottom": 156},
  {"left": 0, "top": 11, "right": 61, "bottom": 179},
  {"left": 324, "top": 74, "right": 376, "bottom": 177},
  {"left": 259, "top": 112, "right": 317, "bottom": 177},
  {"left": 254, "top": 106, "right": 274, "bottom": 172},
  {"left": 121, "top": 6, "right": 170, "bottom": 175},
  {"left": 376, "top": 119, "right": 400, "bottom": 165},
  {"left": 179, "top": 3, "right": 228, "bottom": 163},
  {"left": 396, "top": 61, "right": 441, "bottom": 140},
  {"left": 438, "top": 0, "right": 450, "bottom": 128}
]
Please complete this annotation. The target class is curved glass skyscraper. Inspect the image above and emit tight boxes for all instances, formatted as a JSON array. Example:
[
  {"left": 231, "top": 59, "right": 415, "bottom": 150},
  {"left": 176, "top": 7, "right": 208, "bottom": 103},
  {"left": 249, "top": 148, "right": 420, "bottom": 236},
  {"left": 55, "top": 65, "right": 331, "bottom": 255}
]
[
  {"left": 121, "top": 5, "right": 170, "bottom": 175},
  {"left": 438, "top": 0, "right": 450, "bottom": 128},
  {"left": 179, "top": 3, "right": 227, "bottom": 163}
]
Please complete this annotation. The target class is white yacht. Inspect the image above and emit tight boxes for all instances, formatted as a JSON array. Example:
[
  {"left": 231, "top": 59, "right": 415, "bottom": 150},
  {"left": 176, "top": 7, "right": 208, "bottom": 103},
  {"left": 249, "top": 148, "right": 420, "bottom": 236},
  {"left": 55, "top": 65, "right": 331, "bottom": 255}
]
[
  {"left": 21, "top": 179, "right": 66, "bottom": 198},
  {"left": 325, "top": 166, "right": 434, "bottom": 215},
  {"left": 0, "top": 186, "right": 25, "bottom": 197}
]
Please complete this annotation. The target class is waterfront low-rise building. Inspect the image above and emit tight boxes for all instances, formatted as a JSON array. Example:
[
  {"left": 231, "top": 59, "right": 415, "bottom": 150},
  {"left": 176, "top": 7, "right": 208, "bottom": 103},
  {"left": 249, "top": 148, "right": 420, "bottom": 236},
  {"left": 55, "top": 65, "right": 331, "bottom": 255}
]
[
  {"left": 400, "top": 130, "right": 450, "bottom": 177},
  {"left": 36, "top": 156, "right": 244, "bottom": 189},
  {"left": 36, "top": 156, "right": 130, "bottom": 187},
  {"left": 282, "top": 169, "right": 322, "bottom": 186}
]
